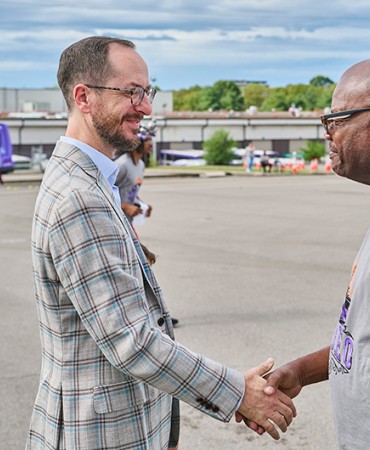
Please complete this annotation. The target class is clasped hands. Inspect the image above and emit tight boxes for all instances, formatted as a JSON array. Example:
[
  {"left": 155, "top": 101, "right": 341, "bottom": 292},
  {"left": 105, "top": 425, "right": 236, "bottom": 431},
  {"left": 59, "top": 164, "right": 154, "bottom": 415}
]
[{"left": 235, "top": 357, "right": 297, "bottom": 440}]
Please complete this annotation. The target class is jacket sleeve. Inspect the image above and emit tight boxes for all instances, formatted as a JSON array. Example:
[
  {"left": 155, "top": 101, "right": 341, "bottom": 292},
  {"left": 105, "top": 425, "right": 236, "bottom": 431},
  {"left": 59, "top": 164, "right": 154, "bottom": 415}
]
[{"left": 49, "top": 189, "right": 245, "bottom": 422}]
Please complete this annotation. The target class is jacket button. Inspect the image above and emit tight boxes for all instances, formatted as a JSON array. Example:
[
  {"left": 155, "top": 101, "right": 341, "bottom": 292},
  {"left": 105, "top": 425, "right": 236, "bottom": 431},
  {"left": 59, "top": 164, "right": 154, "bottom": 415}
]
[
  {"left": 157, "top": 317, "right": 165, "bottom": 326},
  {"left": 212, "top": 405, "right": 220, "bottom": 413}
]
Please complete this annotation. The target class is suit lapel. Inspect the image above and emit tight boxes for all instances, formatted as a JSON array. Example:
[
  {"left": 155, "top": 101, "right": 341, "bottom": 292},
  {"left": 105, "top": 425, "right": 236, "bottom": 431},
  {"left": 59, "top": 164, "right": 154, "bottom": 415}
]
[
  {"left": 98, "top": 172, "right": 160, "bottom": 288},
  {"left": 53, "top": 142, "right": 161, "bottom": 299}
]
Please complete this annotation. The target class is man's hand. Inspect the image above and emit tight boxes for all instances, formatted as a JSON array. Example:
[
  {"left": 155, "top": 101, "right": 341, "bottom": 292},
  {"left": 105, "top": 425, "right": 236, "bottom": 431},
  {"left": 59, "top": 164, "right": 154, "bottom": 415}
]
[
  {"left": 242, "top": 348, "right": 330, "bottom": 437},
  {"left": 264, "top": 362, "right": 303, "bottom": 398},
  {"left": 235, "top": 358, "right": 297, "bottom": 440}
]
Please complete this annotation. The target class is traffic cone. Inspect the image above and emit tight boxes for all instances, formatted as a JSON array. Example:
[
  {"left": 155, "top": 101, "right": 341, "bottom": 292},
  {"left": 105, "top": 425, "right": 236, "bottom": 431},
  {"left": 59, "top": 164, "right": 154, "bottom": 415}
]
[
  {"left": 310, "top": 158, "right": 318, "bottom": 171},
  {"left": 325, "top": 158, "right": 332, "bottom": 173}
]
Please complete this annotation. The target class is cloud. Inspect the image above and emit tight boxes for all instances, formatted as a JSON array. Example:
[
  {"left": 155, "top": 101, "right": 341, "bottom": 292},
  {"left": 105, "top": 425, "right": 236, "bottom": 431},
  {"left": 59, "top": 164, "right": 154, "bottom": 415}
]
[
  {"left": 1, "top": 1, "right": 370, "bottom": 89},
  {"left": 0, "top": 60, "right": 54, "bottom": 71}
]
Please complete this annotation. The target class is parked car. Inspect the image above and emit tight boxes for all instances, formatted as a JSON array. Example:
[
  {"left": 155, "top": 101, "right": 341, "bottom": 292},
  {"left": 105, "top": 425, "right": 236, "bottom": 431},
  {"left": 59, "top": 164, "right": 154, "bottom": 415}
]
[{"left": 12, "top": 154, "right": 31, "bottom": 170}]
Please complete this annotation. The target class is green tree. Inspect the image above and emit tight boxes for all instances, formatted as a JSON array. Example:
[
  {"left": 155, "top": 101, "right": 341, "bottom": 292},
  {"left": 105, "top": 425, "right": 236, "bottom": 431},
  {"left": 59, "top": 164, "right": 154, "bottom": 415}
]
[
  {"left": 198, "top": 86, "right": 215, "bottom": 111},
  {"left": 202, "top": 129, "right": 236, "bottom": 165},
  {"left": 309, "top": 75, "right": 335, "bottom": 87},
  {"left": 315, "top": 83, "right": 336, "bottom": 109},
  {"left": 173, "top": 76, "right": 337, "bottom": 112},
  {"left": 173, "top": 85, "right": 203, "bottom": 111},
  {"left": 200, "top": 81, "right": 244, "bottom": 111},
  {"left": 284, "top": 84, "right": 317, "bottom": 110},
  {"left": 243, "top": 83, "right": 270, "bottom": 109},
  {"left": 261, "top": 87, "right": 291, "bottom": 111},
  {"left": 300, "top": 140, "right": 326, "bottom": 161}
]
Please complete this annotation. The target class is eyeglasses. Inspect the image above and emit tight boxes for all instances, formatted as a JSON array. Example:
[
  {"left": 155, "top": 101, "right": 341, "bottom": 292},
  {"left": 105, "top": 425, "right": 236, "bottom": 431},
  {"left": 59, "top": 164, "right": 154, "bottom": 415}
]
[
  {"left": 320, "top": 107, "right": 370, "bottom": 134},
  {"left": 85, "top": 84, "right": 156, "bottom": 106}
]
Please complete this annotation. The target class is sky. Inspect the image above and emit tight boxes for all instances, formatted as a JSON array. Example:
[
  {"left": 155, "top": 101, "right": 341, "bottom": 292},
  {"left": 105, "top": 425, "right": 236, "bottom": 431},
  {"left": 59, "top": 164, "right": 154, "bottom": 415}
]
[{"left": 2, "top": 0, "right": 370, "bottom": 91}]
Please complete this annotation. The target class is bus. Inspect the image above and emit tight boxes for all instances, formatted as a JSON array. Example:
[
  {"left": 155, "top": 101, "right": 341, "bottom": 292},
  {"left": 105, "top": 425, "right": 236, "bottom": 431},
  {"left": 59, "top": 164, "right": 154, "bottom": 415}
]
[
  {"left": 0, "top": 123, "right": 14, "bottom": 173},
  {"left": 159, "top": 149, "right": 206, "bottom": 166},
  {"left": 159, "top": 148, "right": 246, "bottom": 166}
]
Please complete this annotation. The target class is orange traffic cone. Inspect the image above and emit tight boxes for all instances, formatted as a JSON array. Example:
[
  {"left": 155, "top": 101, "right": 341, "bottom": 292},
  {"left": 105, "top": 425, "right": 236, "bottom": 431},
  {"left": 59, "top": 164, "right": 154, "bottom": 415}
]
[
  {"left": 310, "top": 158, "right": 318, "bottom": 171},
  {"left": 325, "top": 158, "right": 332, "bottom": 173}
]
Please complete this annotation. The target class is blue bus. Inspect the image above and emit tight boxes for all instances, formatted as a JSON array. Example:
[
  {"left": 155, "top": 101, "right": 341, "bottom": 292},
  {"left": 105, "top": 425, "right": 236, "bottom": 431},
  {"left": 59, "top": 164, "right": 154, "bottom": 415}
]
[{"left": 0, "top": 123, "right": 14, "bottom": 173}]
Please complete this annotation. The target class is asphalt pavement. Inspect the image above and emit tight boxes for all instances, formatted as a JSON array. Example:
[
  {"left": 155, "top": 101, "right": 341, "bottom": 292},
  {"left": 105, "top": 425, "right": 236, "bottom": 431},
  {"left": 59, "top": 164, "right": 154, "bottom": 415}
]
[{"left": 2, "top": 173, "right": 369, "bottom": 449}]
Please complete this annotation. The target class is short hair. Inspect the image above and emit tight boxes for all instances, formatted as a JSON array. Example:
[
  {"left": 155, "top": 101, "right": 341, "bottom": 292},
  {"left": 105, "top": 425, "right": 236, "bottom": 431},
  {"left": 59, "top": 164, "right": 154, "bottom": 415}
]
[{"left": 57, "top": 36, "right": 135, "bottom": 110}]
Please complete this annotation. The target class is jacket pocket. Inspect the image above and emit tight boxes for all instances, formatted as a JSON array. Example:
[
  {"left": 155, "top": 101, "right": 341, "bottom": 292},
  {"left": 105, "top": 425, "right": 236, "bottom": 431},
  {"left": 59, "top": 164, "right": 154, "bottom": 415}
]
[{"left": 93, "top": 379, "right": 145, "bottom": 414}]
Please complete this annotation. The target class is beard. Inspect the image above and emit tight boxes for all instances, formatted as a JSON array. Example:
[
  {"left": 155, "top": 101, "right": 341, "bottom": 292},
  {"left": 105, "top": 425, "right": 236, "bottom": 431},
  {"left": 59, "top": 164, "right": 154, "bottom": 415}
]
[{"left": 92, "top": 108, "right": 141, "bottom": 157}]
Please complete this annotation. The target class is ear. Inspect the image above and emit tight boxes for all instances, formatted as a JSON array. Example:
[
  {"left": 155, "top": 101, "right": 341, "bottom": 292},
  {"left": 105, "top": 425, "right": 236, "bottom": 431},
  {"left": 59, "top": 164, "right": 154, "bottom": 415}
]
[{"left": 73, "top": 84, "right": 93, "bottom": 114}]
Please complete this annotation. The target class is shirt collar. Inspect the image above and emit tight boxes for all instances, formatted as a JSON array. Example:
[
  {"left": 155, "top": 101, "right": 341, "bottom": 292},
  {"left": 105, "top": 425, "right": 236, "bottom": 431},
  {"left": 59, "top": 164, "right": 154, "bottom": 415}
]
[{"left": 60, "top": 136, "right": 118, "bottom": 185}]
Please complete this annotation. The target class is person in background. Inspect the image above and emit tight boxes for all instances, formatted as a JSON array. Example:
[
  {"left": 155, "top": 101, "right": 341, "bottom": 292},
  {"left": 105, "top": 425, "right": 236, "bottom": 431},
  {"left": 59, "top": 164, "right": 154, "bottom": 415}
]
[
  {"left": 260, "top": 151, "right": 272, "bottom": 173},
  {"left": 115, "top": 124, "right": 154, "bottom": 223},
  {"left": 244, "top": 141, "right": 256, "bottom": 172},
  {"left": 247, "top": 58, "right": 370, "bottom": 449},
  {"left": 26, "top": 35, "right": 296, "bottom": 450},
  {"left": 116, "top": 124, "right": 179, "bottom": 327}
]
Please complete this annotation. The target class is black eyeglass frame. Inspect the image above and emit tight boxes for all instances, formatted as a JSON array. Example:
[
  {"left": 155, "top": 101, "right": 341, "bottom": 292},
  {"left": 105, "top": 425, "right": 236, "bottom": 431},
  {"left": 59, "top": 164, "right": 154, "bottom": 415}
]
[
  {"left": 320, "top": 107, "right": 370, "bottom": 132},
  {"left": 85, "top": 84, "right": 156, "bottom": 106}
]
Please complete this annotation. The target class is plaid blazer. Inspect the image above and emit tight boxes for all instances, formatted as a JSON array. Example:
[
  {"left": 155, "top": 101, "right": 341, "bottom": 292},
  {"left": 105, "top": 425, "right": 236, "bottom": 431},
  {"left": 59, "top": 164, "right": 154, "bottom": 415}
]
[{"left": 26, "top": 142, "right": 244, "bottom": 450}]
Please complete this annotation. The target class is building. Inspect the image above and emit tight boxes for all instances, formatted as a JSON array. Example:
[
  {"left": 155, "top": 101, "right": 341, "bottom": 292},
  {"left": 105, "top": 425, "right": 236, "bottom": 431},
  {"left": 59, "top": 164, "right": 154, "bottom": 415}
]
[
  {"left": 2, "top": 109, "right": 325, "bottom": 160},
  {"left": 0, "top": 86, "right": 327, "bottom": 159},
  {"left": 0, "top": 88, "right": 173, "bottom": 117},
  {"left": 0, "top": 88, "right": 67, "bottom": 116}
]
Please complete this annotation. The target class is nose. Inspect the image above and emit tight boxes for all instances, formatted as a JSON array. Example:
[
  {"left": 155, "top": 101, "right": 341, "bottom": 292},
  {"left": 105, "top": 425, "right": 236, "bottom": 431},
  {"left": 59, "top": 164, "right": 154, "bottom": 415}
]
[
  {"left": 135, "top": 94, "right": 152, "bottom": 117},
  {"left": 324, "top": 130, "right": 333, "bottom": 141}
]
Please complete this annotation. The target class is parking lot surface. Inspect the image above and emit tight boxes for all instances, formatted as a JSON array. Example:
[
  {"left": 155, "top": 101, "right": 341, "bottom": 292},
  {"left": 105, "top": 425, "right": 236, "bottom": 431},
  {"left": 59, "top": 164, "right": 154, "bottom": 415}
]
[{"left": 2, "top": 174, "right": 370, "bottom": 449}]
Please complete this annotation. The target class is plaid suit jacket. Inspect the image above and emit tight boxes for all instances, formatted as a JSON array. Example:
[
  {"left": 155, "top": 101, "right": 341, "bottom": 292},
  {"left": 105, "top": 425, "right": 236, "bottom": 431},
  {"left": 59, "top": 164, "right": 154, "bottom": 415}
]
[{"left": 26, "top": 141, "right": 244, "bottom": 450}]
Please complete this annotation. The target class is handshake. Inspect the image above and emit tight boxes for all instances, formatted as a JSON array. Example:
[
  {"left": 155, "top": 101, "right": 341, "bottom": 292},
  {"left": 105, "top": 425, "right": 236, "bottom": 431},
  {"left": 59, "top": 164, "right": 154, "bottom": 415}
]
[{"left": 236, "top": 357, "right": 302, "bottom": 440}]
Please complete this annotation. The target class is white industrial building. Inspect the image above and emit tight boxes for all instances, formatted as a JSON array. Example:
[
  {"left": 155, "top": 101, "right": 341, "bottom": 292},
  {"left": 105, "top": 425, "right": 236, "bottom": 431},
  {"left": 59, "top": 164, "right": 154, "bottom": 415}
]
[
  {"left": 0, "top": 87, "right": 326, "bottom": 160},
  {"left": 2, "top": 110, "right": 326, "bottom": 161},
  {"left": 0, "top": 87, "right": 173, "bottom": 117}
]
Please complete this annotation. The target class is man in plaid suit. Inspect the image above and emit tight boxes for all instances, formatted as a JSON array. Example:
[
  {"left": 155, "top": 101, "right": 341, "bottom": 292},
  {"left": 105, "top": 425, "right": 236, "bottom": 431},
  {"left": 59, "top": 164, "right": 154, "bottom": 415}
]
[{"left": 26, "top": 36, "right": 296, "bottom": 450}]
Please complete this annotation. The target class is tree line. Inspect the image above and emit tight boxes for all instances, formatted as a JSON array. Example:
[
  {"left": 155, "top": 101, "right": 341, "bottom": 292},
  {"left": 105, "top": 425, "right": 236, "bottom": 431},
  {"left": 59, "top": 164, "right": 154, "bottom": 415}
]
[
  {"left": 172, "top": 76, "right": 335, "bottom": 112},
  {"left": 201, "top": 129, "right": 326, "bottom": 165}
]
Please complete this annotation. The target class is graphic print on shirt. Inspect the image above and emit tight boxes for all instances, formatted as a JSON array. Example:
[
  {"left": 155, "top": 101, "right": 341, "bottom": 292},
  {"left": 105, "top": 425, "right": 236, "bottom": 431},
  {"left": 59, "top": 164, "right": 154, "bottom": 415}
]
[
  {"left": 329, "top": 261, "right": 357, "bottom": 375},
  {"left": 127, "top": 177, "right": 142, "bottom": 203}
]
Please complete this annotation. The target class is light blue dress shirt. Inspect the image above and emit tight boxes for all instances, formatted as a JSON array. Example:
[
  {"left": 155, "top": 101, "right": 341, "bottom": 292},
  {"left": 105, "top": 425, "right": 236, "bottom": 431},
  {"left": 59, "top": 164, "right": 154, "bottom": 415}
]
[{"left": 60, "top": 136, "right": 121, "bottom": 207}]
